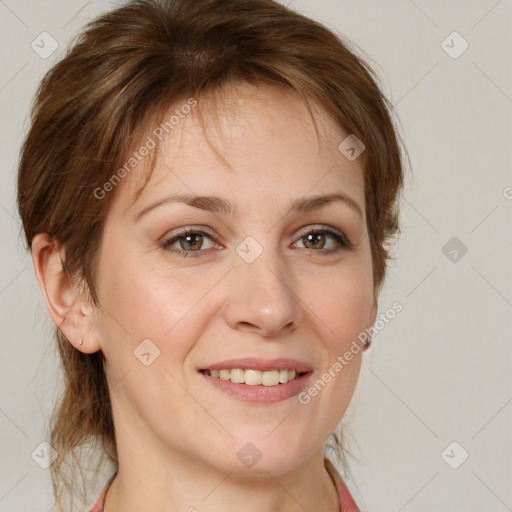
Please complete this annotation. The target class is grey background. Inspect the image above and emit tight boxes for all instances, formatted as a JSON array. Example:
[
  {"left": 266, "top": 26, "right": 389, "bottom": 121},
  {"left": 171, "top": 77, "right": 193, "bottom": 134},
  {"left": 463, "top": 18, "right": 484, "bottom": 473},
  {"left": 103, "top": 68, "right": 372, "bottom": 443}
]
[{"left": 1, "top": 1, "right": 511, "bottom": 511}]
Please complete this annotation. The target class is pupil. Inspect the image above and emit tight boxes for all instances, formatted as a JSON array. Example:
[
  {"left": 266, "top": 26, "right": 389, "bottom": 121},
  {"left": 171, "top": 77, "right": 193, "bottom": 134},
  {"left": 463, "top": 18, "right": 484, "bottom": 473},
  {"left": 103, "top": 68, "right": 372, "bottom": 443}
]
[
  {"left": 305, "top": 233, "right": 324, "bottom": 249},
  {"left": 181, "top": 234, "right": 202, "bottom": 251}
]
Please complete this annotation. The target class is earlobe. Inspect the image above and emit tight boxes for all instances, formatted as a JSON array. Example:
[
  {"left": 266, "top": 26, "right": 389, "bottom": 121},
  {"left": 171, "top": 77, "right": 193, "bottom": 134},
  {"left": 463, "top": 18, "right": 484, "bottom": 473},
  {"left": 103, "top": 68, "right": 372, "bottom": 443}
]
[
  {"left": 361, "top": 293, "right": 378, "bottom": 351},
  {"left": 30, "top": 233, "right": 100, "bottom": 353}
]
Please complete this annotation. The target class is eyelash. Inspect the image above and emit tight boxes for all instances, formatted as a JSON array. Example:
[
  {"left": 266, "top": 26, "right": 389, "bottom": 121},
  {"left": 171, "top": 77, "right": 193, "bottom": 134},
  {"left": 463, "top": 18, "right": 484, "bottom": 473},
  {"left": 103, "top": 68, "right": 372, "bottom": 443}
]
[{"left": 160, "top": 227, "right": 352, "bottom": 258}]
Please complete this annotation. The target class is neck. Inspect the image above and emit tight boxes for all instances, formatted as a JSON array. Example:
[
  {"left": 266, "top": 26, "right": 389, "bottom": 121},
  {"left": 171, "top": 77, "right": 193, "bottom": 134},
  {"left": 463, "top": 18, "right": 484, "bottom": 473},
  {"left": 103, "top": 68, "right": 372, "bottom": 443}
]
[{"left": 103, "top": 449, "right": 340, "bottom": 512}]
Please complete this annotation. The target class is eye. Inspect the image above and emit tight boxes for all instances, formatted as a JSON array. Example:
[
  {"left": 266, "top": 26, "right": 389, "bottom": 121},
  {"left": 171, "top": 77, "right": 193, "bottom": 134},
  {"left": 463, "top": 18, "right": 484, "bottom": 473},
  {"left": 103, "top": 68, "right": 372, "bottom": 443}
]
[
  {"left": 161, "top": 228, "right": 220, "bottom": 257},
  {"left": 160, "top": 226, "right": 351, "bottom": 259},
  {"left": 293, "top": 227, "right": 351, "bottom": 254}
]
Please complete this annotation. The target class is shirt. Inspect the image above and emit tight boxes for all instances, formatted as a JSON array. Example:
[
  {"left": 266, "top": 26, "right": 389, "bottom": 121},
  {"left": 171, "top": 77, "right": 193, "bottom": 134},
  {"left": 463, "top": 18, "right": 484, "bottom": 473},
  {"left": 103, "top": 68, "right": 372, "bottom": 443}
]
[{"left": 89, "top": 458, "right": 360, "bottom": 511}]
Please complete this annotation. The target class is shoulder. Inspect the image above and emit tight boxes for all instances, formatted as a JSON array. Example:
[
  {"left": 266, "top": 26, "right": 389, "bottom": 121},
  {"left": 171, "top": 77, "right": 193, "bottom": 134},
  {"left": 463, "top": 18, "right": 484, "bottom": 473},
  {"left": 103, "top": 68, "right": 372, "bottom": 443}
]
[
  {"left": 45, "top": 470, "right": 117, "bottom": 512},
  {"left": 324, "top": 457, "right": 361, "bottom": 512}
]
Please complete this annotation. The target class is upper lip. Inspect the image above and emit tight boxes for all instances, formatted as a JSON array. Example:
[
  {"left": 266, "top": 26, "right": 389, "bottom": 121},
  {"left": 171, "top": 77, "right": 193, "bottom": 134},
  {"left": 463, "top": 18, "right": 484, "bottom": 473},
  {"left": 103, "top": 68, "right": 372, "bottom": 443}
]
[{"left": 199, "top": 357, "right": 313, "bottom": 373}]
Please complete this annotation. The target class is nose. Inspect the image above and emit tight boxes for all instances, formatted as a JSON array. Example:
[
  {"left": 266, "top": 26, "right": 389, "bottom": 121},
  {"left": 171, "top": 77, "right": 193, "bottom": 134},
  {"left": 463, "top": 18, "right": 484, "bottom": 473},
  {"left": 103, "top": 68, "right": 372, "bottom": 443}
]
[{"left": 223, "top": 248, "right": 303, "bottom": 338}]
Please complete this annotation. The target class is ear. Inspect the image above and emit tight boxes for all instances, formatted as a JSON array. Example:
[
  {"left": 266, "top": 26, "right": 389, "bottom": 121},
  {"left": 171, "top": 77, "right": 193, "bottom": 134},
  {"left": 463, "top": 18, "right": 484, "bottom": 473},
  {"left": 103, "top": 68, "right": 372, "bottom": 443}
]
[
  {"left": 368, "top": 292, "right": 378, "bottom": 332},
  {"left": 31, "top": 233, "right": 102, "bottom": 354}
]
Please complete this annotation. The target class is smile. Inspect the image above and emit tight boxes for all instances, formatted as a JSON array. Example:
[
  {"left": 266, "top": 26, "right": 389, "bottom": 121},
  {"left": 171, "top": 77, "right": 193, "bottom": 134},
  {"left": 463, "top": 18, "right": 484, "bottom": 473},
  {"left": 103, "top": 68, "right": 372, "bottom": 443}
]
[
  {"left": 200, "top": 368, "right": 306, "bottom": 386},
  {"left": 199, "top": 368, "right": 312, "bottom": 404}
]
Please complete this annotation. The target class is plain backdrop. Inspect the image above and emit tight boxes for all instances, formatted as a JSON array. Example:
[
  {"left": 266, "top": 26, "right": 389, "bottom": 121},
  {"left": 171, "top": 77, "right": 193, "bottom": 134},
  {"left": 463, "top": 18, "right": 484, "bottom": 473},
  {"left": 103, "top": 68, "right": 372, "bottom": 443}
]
[{"left": 1, "top": 1, "right": 511, "bottom": 511}]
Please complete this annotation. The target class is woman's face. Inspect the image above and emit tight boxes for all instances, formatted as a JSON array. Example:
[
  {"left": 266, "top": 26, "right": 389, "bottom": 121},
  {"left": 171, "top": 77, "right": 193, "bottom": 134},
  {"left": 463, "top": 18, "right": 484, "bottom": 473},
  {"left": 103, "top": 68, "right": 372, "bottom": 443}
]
[{"left": 92, "top": 83, "right": 377, "bottom": 475}]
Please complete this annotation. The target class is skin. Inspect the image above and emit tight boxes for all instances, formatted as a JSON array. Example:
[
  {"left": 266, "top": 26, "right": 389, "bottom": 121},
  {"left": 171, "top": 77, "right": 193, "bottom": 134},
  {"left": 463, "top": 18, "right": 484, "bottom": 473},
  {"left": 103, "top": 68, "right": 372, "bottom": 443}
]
[{"left": 32, "top": 83, "right": 377, "bottom": 512}]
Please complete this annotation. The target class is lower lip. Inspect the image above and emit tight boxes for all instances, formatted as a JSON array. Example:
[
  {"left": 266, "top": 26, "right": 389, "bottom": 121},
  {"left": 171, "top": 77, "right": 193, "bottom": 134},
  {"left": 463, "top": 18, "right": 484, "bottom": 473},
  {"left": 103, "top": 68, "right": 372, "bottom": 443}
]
[{"left": 199, "top": 371, "right": 312, "bottom": 404}]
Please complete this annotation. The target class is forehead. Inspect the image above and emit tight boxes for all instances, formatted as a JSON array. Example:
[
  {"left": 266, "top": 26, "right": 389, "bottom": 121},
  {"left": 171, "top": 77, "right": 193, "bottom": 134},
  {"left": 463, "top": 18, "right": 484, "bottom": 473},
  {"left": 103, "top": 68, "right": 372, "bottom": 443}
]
[{"left": 113, "top": 83, "right": 365, "bottom": 217}]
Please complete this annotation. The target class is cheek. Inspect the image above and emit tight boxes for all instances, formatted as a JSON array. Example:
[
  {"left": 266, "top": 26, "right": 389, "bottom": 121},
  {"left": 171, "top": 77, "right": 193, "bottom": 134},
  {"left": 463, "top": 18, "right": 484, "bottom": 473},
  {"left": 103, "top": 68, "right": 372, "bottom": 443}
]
[
  {"left": 301, "top": 261, "right": 373, "bottom": 350},
  {"left": 301, "top": 270, "right": 370, "bottom": 424},
  {"left": 95, "top": 251, "right": 221, "bottom": 361}
]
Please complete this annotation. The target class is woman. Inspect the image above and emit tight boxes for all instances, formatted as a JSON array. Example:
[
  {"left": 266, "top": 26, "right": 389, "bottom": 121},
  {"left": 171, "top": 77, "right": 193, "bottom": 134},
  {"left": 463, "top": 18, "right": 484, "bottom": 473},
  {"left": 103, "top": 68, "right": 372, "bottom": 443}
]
[{"left": 17, "top": 0, "right": 406, "bottom": 510}]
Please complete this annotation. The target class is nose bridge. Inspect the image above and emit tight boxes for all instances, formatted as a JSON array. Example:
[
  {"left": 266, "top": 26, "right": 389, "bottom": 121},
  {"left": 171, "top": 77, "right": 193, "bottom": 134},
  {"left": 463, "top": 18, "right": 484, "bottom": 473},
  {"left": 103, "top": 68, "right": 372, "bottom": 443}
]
[{"left": 224, "top": 237, "right": 301, "bottom": 336}]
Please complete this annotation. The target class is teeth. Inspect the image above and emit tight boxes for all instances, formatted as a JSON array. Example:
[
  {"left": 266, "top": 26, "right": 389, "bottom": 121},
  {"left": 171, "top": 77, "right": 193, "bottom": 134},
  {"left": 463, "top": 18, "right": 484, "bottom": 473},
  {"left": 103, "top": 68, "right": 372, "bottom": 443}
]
[
  {"left": 219, "top": 369, "right": 230, "bottom": 381},
  {"left": 245, "top": 369, "right": 262, "bottom": 385},
  {"left": 230, "top": 368, "right": 245, "bottom": 383},
  {"left": 204, "top": 368, "right": 302, "bottom": 386}
]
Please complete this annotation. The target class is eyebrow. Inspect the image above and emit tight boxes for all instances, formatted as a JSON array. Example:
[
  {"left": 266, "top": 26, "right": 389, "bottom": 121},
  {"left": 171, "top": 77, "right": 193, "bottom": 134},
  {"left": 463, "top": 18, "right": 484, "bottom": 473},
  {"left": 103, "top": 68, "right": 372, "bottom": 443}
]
[{"left": 133, "top": 192, "right": 363, "bottom": 222}]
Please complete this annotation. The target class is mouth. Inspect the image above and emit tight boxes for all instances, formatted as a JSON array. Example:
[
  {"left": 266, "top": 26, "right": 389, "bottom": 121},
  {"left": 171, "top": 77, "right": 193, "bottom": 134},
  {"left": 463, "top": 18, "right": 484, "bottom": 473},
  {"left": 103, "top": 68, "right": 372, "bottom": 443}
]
[
  {"left": 198, "top": 359, "right": 313, "bottom": 404},
  {"left": 197, "top": 357, "right": 313, "bottom": 403},
  {"left": 199, "top": 368, "right": 310, "bottom": 386}
]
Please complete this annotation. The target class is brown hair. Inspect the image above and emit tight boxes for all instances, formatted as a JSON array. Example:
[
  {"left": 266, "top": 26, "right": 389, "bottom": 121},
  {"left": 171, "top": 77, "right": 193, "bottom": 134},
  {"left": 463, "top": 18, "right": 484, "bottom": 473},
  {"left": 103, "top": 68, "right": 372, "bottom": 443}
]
[{"left": 17, "top": 0, "right": 407, "bottom": 508}]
